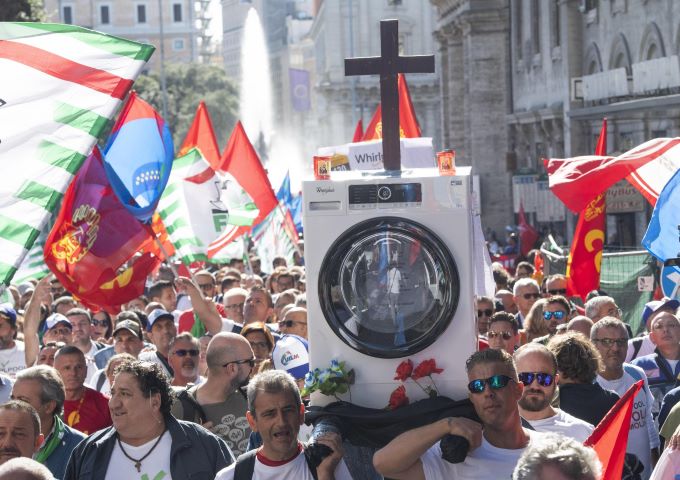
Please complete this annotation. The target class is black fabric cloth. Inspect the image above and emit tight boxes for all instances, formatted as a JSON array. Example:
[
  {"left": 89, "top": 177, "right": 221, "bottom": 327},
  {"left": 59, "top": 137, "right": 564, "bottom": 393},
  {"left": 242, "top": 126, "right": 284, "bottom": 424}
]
[
  {"left": 63, "top": 415, "right": 234, "bottom": 479},
  {"left": 305, "top": 396, "right": 479, "bottom": 449},
  {"left": 558, "top": 382, "right": 620, "bottom": 427}
]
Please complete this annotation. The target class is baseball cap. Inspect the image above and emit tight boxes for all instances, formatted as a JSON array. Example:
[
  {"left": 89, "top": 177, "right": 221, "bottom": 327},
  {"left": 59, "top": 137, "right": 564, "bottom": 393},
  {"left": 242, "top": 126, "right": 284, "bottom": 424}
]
[
  {"left": 0, "top": 304, "right": 17, "bottom": 327},
  {"left": 45, "top": 313, "right": 71, "bottom": 331},
  {"left": 272, "top": 335, "right": 309, "bottom": 380},
  {"left": 113, "top": 319, "right": 143, "bottom": 339},
  {"left": 642, "top": 298, "right": 680, "bottom": 325},
  {"left": 147, "top": 309, "right": 174, "bottom": 332}
]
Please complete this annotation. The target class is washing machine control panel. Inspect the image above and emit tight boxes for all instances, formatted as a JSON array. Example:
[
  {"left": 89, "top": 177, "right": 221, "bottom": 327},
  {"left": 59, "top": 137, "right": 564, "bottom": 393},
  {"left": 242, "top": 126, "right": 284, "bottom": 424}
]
[{"left": 348, "top": 183, "right": 422, "bottom": 209}]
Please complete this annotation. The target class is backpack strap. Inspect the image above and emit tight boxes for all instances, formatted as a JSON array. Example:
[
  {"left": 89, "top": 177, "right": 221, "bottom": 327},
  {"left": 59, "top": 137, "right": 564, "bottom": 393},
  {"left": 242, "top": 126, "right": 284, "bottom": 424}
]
[
  {"left": 630, "top": 337, "right": 644, "bottom": 361},
  {"left": 233, "top": 449, "right": 258, "bottom": 480},
  {"left": 96, "top": 372, "right": 106, "bottom": 391},
  {"left": 176, "top": 385, "right": 207, "bottom": 424}
]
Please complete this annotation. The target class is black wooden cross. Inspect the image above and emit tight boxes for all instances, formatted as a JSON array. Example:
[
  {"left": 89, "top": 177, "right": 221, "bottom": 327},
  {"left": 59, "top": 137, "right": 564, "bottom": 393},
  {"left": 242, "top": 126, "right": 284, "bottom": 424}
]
[{"left": 345, "top": 19, "right": 435, "bottom": 171}]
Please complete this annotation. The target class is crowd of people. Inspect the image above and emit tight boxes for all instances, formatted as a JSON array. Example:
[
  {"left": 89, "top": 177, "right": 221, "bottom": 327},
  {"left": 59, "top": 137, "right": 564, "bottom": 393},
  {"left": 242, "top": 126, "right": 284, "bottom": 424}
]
[{"left": 0, "top": 247, "right": 679, "bottom": 479}]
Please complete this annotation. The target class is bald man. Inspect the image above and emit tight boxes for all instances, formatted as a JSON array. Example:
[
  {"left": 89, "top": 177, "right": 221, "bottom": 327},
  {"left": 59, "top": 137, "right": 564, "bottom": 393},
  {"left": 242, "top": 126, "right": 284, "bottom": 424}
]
[
  {"left": 171, "top": 333, "right": 254, "bottom": 456},
  {"left": 278, "top": 307, "right": 308, "bottom": 339}
]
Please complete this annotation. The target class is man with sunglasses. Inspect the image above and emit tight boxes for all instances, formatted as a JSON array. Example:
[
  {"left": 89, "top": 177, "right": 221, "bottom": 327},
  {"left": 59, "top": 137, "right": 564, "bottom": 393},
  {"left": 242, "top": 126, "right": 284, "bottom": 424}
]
[
  {"left": 486, "top": 312, "right": 519, "bottom": 354},
  {"left": 171, "top": 332, "right": 254, "bottom": 456},
  {"left": 512, "top": 278, "right": 541, "bottom": 329},
  {"left": 168, "top": 333, "right": 203, "bottom": 387},
  {"left": 374, "top": 349, "right": 544, "bottom": 479},
  {"left": 476, "top": 297, "right": 495, "bottom": 336},
  {"left": 542, "top": 274, "right": 568, "bottom": 298},
  {"left": 593, "top": 318, "right": 659, "bottom": 478},
  {"left": 532, "top": 296, "right": 570, "bottom": 345},
  {"left": 513, "top": 344, "right": 593, "bottom": 442},
  {"left": 278, "top": 307, "right": 308, "bottom": 339}
]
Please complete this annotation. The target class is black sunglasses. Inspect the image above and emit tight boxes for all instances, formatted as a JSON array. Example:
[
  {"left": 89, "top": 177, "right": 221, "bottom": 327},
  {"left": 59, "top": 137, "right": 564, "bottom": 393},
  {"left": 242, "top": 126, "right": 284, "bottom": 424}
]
[
  {"left": 467, "top": 374, "right": 514, "bottom": 394},
  {"left": 174, "top": 349, "right": 199, "bottom": 357},
  {"left": 223, "top": 358, "right": 256, "bottom": 368},
  {"left": 547, "top": 289, "right": 567, "bottom": 295},
  {"left": 477, "top": 309, "right": 493, "bottom": 318},
  {"left": 522, "top": 293, "right": 541, "bottom": 300},
  {"left": 518, "top": 372, "right": 555, "bottom": 387},
  {"left": 91, "top": 319, "right": 110, "bottom": 328},
  {"left": 487, "top": 331, "right": 513, "bottom": 340},
  {"left": 278, "top": 320, "right": 306, "bottom": 328}
]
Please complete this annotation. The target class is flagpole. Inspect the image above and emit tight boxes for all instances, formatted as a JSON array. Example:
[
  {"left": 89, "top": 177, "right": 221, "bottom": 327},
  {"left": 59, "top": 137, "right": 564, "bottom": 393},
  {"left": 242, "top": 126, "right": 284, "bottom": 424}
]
[
  {"left": 275, "top": 203, "right": 303, "bottom": 257},
  {"left": 152, "top": 234, "right": 201, "bottom": 286},
  {"left": 243, "top": 234, "right": 253, "bottom": 276}
]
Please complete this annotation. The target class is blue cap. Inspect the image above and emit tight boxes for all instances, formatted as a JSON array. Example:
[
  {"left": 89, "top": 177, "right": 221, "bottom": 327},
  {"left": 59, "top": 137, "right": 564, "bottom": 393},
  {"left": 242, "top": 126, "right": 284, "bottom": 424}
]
[
  {"left": 147, "top": 309, "right": 174, "bottom": 332},
  {"left": 0, "top": 304, "right": 17, "bottom": 327},
  {"left": 272, "top": 335, "right": 309, "bottom": 380},
  {"left": 642, "top": 298, "right": 680, "bottom": 325}
]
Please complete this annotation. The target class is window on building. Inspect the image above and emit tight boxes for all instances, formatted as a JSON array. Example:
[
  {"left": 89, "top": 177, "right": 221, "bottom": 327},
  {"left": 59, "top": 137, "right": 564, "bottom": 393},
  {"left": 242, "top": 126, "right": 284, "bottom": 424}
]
[
  {"left": 63, "top": 5, "right": 73, "bottom": 24},
  {"left": 173, "top": 3, "right": 182, "bottom": 22},
  {"left": 531, "top": 0, "right": 540, "bottom": 55},
  {"left": 173, "top": 38, "right": 185, "bottom": 51},
  {"left": 514, "top": 0, "right": 523, "bottom": 60},
  {"left": 100, "top": 5, "right": 110, "bottom": 25},
  {"left": 137, "top": 4, "right": 147, "bottom": 24},
  {"left": 551, "top": 2, "right": 560, "bottom": 48}
]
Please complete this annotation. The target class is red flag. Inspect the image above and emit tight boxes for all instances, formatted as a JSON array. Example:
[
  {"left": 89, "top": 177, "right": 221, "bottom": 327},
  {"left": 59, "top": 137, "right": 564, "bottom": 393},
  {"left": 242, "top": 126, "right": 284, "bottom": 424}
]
[
  {"left": 44, "top": 147, "right": 159, "bottom": 310},
  {"left": 584, "top": 380, "right": 643, "bottom": 480},
  {"left": 179, "top": 101, "right": 221, "bottom": 170},
  {"left": 209, "top": 121, "right": 278, "bottom": 254},
  {"left": 566, "top": 119, "right": 607, "bottom": 300},
  {"left": 517, "top": 203, "right": 539, "bottom": 257},
  {"left": 362, "top": 74, "right": 422, "bottom": 141},
  {"left": 352, "top": 119, "right": 364, "bottom": 142},
  {"left": 544, "top": 137, "right": 680, "bottom": 212}
]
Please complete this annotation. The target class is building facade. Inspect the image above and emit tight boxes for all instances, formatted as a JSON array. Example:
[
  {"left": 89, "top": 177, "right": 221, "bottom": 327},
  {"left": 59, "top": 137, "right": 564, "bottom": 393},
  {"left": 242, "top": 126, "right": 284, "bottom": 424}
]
[
  {"left": 431, "top": 0, "right": 514, "bottom": 235},
  {"left": 43, "top": 0, "right": 216, "bottom": 71}
]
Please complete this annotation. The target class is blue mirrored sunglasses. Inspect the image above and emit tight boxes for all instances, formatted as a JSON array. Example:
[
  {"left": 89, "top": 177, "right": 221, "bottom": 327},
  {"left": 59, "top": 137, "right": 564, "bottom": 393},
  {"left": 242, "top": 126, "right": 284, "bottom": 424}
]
[
  {"left": 543, "top": 311, "right": 566, "bottom": 321},
  {"left": 467, "top": 374, "right": 514, "bottom": 394},
  {"left": 518, "top": 372, "right": 555, "bottom": 387}
]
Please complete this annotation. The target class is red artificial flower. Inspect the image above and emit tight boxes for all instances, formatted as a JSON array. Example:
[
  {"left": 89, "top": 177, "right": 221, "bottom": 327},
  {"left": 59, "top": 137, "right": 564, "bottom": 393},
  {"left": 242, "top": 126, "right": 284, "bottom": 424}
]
[
  {"left": 394, "top": 359, "right": 414, "bottom": 381},
  {"left": 388, "top": 385, "right": 410, "bottom": 410},
  {"left": 412, "top": 359, "right": 444, "bottom": 380}
]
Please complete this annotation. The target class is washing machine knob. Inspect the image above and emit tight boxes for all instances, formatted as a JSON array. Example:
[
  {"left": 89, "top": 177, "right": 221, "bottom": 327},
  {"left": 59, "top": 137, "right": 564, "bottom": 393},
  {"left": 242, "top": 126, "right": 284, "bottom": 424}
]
[{"left": 377, "top": 186, "right": 392, "bottom": 201}]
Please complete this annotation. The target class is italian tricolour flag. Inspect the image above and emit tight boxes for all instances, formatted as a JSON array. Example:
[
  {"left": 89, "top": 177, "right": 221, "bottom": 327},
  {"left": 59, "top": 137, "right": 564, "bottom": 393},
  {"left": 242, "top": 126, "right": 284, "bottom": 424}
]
[{"left": 0, "top": 23, "right": 153, "bottom": 285}]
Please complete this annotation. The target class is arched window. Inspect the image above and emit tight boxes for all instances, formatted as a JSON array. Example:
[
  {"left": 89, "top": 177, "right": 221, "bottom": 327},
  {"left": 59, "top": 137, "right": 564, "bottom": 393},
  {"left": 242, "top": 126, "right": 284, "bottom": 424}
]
[
  {"left": 639, "top": 22, "right": 666, "bottom": 61},
  {"left": 584, "top": 42, "right": 603, "bottom": 74},
  {"left": 609, "top": 34, "right": 632, "bottom": 74}
]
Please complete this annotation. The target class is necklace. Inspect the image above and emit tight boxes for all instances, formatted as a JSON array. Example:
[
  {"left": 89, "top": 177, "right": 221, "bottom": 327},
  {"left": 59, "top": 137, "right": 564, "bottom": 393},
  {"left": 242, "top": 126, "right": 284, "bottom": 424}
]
[{"left": 116, "top": 428, "right": 166, "bottom": 473}]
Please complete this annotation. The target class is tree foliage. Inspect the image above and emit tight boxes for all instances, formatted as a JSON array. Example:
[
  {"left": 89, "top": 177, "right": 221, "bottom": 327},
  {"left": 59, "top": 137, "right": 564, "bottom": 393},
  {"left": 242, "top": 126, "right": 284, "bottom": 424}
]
[
  {"left": 133, "top": 63, "right": 239, "bottom": 151},
  {"left": 0, "top": 0, "right": 45, "bottom": 21}
]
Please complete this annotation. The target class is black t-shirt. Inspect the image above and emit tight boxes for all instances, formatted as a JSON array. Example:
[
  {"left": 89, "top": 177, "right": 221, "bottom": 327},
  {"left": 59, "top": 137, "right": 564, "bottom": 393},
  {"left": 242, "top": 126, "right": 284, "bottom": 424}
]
[{"left": 558, "top": 382, "right": 620, "bottom": 426}]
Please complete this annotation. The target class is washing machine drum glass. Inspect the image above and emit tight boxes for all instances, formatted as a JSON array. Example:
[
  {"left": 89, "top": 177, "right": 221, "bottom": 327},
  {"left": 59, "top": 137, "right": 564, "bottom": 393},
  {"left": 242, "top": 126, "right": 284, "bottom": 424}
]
[{"left": 319, "top": 217, "right": 460, "bottom": 358}]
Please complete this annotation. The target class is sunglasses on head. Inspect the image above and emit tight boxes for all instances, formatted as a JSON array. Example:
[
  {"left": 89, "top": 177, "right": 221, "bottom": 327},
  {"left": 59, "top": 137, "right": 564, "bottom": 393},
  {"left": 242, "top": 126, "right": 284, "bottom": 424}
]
[
  {"left": 173, "top": 349, "right": 199, "bottom": 357},
  {"left": 477, "top": 309, "right": 493, "bottom": 318},
  {"left": 547, "top": 289, "right": 567, "bottom": 295},
  {"left": 467, "top": 374, "right": 514, "bottom": 394},
  {"left": 543, "top": 311, "right": 566, "bottom": 321},
  {"left": 487, "top": 331, "right": 513, "bottom": 340},
  {"left": 518, "top": 372, "right": 555, "bottom": 387},
  {"left": 522, "top": 292, "right": 541, "bottom": 300}
]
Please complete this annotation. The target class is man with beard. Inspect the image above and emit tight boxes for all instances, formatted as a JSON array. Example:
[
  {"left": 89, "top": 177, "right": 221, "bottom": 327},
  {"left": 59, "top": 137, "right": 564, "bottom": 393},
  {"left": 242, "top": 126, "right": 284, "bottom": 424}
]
[
  {"left": 168, "top": 333, "right": 203, "bottom": 387},
  {"left": 374, "top": 349, "right": 545, "bottom": 479},
  {"left": 139, "top": 309, "right": 177, "bottom": 378},
  {"left": 171, "top": 332, "right": 254, "bottom": 456},
  {"left": 593, "top": 317, "right": 658, "bottom": 478},
  {"left": 0, "top": 400, "right": 43, "bottom": 466},
  {"left": 513, "top": 344, "right": 593, "bottom": 442}
]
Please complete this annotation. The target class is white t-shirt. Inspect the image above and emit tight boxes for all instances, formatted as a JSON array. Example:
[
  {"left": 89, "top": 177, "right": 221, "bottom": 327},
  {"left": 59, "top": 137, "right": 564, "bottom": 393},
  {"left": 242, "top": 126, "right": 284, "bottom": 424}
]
[
  {"left": 527, "top": 409, "right": 594, "bottom": 442},
  {"left": 105, "top": 430, "right": 172, "bottom": 480},
  {"left": 0, "top": 341, "right": 26, "bottom": 378},
  {"left": 84, "top": 341, "right": 99, "bottom": 384},
  {"left": 215, "top": 449, "right": 353, "bottom": 480},
  {"left": 138, "top": 350, "right": 172, "bottom": 378},
  {"left": 421, "top": 429, "right": 543, "bottom": 480},
  {"left": 87, "top": 368, "right": 111, "bottom": 396},
  {"left": 596, "top": 364, "right": 659, "bottom": 480}
]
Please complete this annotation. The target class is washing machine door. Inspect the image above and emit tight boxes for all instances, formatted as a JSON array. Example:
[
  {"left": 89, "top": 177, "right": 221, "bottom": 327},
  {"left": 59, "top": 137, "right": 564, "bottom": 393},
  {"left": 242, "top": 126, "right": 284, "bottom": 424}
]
[{"left": 319, "top": 217, "right": 460, "bottom": 358}]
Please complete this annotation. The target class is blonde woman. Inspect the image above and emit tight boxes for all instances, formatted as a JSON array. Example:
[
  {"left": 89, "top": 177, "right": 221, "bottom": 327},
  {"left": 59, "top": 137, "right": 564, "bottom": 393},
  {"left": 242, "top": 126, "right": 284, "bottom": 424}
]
[{"left": 522, "top": 298, "right": 549, "bottom": 344}]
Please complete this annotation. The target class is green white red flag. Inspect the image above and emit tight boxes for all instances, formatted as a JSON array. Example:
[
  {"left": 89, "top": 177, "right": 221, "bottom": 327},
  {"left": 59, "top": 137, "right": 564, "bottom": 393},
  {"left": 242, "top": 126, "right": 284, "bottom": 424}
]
[
  {"left": 0, "top": 22, "right": 153, "bottom": 285},
  {"left": 157, "top": 148, "right": 259, "bottom": 264}
]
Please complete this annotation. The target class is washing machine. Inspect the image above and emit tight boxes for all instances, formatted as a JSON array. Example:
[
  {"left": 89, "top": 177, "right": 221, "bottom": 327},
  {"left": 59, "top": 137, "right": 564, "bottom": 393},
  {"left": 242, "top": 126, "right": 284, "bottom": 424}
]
[{"left": 302, "top": 167, "right": 476, "bottom": 408}]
